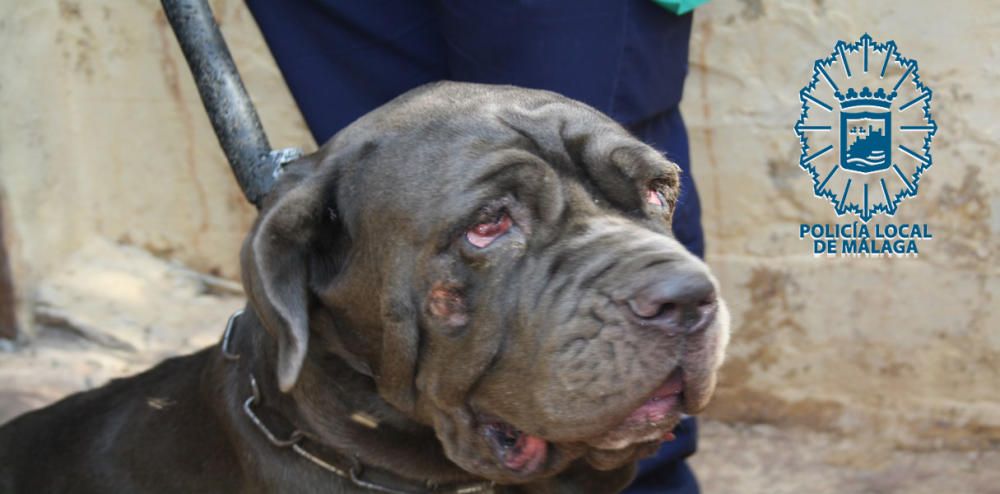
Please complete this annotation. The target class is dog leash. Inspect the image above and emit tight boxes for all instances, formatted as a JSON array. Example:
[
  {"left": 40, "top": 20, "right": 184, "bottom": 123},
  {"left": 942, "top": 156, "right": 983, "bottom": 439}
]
[{"left": 220, "top": 311, "right": 495, "bottom": 494}]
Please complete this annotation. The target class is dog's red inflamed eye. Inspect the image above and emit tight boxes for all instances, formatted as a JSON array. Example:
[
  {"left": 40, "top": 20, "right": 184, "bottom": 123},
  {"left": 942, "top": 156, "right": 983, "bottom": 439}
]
[
  {"left": 647, "top": 188, "right": 664, "bottom": 207},
  {"left": 467, "top": 213, "right": 512, "bottom": 248}
]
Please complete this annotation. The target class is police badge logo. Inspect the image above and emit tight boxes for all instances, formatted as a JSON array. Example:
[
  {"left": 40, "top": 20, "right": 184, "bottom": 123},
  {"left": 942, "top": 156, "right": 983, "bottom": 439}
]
[{"left": 795, "top": 34, "right": 937, "bottom": 222}]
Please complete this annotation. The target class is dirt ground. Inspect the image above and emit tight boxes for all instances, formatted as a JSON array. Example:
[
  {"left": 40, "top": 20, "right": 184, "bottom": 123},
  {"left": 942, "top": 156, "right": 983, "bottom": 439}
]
[
  {"left": 691, "top": 421, "right": 999, "bottom": 494},
  {"left": 2, "top": 240, "right": 997, "bottom": 493}
]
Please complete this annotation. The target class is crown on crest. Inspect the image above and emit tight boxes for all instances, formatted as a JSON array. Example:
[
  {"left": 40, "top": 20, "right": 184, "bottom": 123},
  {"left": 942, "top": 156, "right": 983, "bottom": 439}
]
[{"left": 836, "top": 86, "right": 895, "bottom": 110}]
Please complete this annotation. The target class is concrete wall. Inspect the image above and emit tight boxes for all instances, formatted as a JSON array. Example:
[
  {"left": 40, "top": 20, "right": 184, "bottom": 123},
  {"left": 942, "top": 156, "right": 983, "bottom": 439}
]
[
  {"left": 682, "top": 0, "right": 999, "bottom": 449},
  {"left": 0, "top": 0, "right": 313, "bottom": 334},
  {"left": 0, "top": 0, "right": 996, "bottom": 446}
]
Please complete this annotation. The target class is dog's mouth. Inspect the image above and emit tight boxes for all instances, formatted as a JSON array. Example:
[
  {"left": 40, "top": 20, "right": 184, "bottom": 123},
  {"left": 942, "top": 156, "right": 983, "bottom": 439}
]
[
  {"left": 583, "top": 368, "right": 686, "bottom": 451},
  {"left": 477, "top": 369, "right": 686, "bottom": 475},
  {"left": 479, "top": 421, "right": 550, "bottom": 474}
]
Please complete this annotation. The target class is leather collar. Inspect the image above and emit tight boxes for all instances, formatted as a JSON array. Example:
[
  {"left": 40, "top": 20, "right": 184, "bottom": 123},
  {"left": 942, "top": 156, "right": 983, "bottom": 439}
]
[{"left": 221, "top": 310, "right": 495, "bottom": 494}]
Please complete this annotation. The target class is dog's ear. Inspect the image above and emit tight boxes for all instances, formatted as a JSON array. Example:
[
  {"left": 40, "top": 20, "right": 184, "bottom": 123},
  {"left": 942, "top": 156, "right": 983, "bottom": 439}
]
[{"left": 241, "top": 164, "right": 334, "bottom": 392}]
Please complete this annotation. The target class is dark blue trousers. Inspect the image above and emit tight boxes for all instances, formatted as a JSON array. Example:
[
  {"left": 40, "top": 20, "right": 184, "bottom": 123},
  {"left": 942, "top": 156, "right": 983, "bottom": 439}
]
[{"left": 246, "top": 1, "right": 704, "bottom": 491}]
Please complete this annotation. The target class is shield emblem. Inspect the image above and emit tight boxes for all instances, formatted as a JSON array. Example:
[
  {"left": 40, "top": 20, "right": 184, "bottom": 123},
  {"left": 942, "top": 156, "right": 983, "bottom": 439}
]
[{"left": 840, "top": 110, "right": 891, "bottom": 173}]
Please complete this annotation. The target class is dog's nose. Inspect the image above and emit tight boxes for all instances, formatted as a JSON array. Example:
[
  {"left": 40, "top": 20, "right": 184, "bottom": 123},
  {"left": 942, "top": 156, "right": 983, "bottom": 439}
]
[{"left": 624, "top": 271, "right": 717, "bottom": 335}]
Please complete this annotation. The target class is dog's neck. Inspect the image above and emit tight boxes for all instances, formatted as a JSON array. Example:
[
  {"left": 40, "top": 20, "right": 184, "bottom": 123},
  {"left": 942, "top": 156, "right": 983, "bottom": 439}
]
[{"left": 218, "top": 308, "right": 488, "bottom": 491}]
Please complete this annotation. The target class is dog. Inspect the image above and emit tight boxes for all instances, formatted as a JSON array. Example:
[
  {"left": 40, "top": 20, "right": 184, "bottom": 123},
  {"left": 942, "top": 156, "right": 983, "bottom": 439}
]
[{"left": 0, "top": 82, "right": 729, "bottom": 493}]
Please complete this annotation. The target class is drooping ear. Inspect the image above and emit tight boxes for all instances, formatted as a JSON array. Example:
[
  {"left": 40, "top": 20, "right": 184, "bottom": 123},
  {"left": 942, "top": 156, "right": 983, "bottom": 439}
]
[{"left": 241, "top": 167, "right": 333, "bottom": 392}]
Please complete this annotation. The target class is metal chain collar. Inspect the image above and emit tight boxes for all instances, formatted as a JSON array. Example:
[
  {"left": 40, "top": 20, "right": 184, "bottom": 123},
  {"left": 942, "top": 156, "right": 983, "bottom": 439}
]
[{"left": 220, "top": 310, "right": 495, "bottom": 494}]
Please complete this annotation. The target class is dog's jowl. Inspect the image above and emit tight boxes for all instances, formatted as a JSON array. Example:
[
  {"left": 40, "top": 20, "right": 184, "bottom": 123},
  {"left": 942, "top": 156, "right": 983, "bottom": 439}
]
[{"left": 0, "top": 83, "right": 729, "bottom": 493}]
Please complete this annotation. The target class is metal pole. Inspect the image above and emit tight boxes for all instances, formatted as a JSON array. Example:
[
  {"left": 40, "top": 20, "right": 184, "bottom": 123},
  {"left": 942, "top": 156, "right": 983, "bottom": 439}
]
[{"left": 160, "top": 0, "right": 298, "bottom": 207}]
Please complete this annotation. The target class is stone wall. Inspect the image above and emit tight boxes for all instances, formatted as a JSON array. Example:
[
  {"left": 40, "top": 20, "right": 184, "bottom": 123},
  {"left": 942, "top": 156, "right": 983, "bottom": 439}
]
[
  {"left": 0, "top": 0, "right": 313, "bottom": 335},
  {"left": 0, "top": 0, "right": 996, "bottom": 446},
  {"left": 682, "top": 0, "right": 999, "bottom": 448}
]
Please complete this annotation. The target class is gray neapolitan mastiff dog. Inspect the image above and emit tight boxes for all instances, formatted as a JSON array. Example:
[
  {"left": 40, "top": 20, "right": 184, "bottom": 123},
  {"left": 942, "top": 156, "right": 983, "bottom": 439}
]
[{"left": 0, "top": 83, "right": 729, "bottom": 493}]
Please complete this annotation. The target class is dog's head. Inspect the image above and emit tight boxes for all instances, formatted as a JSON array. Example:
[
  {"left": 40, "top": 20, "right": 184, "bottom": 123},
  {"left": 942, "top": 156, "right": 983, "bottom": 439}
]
[{"left": 241, "top": 83, "right": 729, "bottom": 484}]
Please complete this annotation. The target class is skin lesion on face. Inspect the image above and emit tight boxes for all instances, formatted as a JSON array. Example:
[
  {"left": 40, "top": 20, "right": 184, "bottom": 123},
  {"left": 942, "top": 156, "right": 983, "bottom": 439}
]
[{"left": 426, "top": 282, "right": 469, "bottom": 328}]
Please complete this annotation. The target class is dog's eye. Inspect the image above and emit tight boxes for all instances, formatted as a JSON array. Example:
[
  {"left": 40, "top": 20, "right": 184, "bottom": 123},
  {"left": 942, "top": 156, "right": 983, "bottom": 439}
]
[{"left": 467, "top": 212, "right": 512, "bottom": 248}]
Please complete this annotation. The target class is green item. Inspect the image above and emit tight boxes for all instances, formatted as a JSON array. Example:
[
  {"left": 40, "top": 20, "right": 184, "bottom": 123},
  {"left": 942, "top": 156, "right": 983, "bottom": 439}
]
[{"left": 652, "top": 0, "right": 710, "bottom": 15}]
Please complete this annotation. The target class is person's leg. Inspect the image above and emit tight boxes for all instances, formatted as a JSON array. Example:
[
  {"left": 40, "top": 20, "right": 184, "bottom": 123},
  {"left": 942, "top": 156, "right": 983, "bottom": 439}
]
[
  {"left": 432, "top": 0, "right": 691, "bottom": 125},
  {"left": 246, "top": 0, "right": 448, "bottom": 144}
]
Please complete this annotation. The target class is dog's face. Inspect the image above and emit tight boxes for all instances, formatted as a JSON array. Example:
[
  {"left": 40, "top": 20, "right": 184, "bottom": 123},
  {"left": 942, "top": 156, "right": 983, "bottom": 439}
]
[{"left": 242, "top": 83, "right": 729, "bottom": 485}]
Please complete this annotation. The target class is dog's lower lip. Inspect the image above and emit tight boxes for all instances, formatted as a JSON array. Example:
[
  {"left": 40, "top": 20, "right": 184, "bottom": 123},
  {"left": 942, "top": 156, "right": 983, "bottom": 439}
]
[
  {"left": 633, "top": 369, "right": 684, "bottom": 414},
  {"left": 623, "top": 390, "right": 681, "bottom": 427},
  {"left": 583, "top": 369, "right": 685, "bottom": 451},
  {"left": 481, "top": 422, "right": 549, "bottom": 474}
]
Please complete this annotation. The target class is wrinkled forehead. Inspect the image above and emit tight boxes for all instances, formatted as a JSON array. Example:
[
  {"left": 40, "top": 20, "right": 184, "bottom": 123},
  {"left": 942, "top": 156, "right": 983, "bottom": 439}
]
[{"left": 329, "top": 85, "right": 680, "bottom": 237}]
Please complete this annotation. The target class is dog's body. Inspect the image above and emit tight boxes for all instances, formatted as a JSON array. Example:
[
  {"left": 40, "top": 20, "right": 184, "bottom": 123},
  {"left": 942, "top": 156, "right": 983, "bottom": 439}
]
[{"left": 0, "top": 83, "right": 729, "bottom": 493}]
